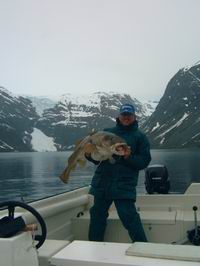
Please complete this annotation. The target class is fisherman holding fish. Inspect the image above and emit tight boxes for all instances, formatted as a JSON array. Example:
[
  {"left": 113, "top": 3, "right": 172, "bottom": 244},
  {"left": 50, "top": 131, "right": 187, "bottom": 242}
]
[{"left": 85, "top": 103, "right": 151, "bottom": 242}]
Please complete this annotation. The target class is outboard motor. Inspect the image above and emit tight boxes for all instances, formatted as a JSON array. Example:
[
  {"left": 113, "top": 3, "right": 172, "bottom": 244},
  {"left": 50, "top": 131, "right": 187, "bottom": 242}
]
[
  {"left": 145, "top": 164, "right": 170, "bottom": 194},
  {"left": 187, "top": 206, "right": 200, "bottom": 245}
]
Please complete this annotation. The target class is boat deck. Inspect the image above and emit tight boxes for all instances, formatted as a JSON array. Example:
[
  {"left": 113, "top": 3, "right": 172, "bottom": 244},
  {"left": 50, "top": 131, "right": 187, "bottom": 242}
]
[
  {"left": 51, "top": 240, "right": 200, "bottom": 266},
  {"left": 1, "top": 184, "right": 200, "bottom": 266}
]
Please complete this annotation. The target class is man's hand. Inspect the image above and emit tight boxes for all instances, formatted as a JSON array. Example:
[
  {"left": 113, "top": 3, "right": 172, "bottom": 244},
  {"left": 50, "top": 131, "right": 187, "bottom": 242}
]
[{"left": 116, "top": 145, "right": 131, "bottom": 159}]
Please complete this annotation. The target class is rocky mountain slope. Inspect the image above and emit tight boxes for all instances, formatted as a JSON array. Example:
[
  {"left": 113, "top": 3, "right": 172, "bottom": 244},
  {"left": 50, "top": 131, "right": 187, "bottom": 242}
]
[
  {"left": 143, "top": 63, "right": 200, "bottom": 148},
  {"left": 0, "top": 88, "right": 154, "bottom": 152},
  {"left": 26, "top": 96, "right": 56, "bottom": 115},
  {"left": 0, "top": 86, "right": 39, "bottom": 151},
  {"left": 36, "top": 92, "right": 152, "bottom": 151}
]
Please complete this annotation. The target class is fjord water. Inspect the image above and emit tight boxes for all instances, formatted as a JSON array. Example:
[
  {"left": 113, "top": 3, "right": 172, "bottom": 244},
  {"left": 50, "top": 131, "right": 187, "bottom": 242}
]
[{"left": 0, "top": 150, "right": 200, "bottom": 202}]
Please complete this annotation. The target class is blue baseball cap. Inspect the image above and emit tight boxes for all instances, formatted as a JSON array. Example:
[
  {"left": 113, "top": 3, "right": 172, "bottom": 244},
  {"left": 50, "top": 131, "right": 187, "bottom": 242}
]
[{"left": 119, "top": 104, "right": 135, "bottom": 115}]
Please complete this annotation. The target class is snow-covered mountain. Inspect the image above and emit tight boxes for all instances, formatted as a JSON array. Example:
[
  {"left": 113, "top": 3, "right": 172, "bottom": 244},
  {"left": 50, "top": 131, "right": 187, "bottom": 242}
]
[
  {"left": 3, "top": 63, "right": 200, "bottom": 151},
  {"left": 0, "top": 86, "right": 39, "bottom": 151},
  {"left": 26, "top": 96, "right": 57, "bottom": 116},
  {"left": 0, "top": 88, "right": 156, "bottom": 152},
  {"left": 143, "top": 62, "right": 200, "bottom": 148},
  {"left": 139, "top": 99, "right": 159, "bottom": 117},
  {"left": 36, "top": 92, "right": 152, "bottom": 151}
]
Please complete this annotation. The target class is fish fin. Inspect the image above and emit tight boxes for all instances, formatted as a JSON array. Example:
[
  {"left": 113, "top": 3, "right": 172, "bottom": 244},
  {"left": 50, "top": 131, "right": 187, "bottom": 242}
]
[
  {"left": 75, "top": 138, "right": 83, "bottom": 147},
  {"left": 77, "top": 159, "right": 87, "bottom": 167},
  {"left": 89, "top": 129, "right": 97, "bottom": 136},
  {"left": 71, "top": 164, "right": 77, "bottom": 170}
]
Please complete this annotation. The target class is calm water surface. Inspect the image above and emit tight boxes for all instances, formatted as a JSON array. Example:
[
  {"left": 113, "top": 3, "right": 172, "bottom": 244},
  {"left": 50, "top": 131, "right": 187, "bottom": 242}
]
[{"left": 0, "top": 150, "right": 200, "bottom": 202}]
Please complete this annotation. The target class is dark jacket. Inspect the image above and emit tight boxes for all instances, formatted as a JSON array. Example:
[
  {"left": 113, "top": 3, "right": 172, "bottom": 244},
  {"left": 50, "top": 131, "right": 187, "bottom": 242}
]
[{"left": 88, "top": 120, "right": 151, "bottom": 200}]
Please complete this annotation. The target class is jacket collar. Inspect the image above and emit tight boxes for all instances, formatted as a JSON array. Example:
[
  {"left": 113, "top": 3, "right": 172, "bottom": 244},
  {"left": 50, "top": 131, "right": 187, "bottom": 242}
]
[{"left": 116, "top": 118, "right": 138, "bottom": 131}]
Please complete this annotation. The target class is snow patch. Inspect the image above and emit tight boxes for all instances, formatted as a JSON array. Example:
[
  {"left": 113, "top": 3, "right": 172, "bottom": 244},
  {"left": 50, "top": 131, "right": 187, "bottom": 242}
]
[
  {"left": 151, "top": 122, "right": 160, "bottom": 132},
  {"left": 160, "top": 138, "right": 165, "bottom": 145},
  {"left": 188, "top": 70, "right": 200, "bottom": 83},
  {"left": 31, "top": 128, "right": 57, "bottom": 152},
  {"left": 137, "top": 99, "right": 158, "bottom": 116},
  {"left": 0, "top": 140, "right": 14, "bottom": 150},
  {"left": 192, "top": 132, "right": 200, "bottom": 139},
  {"left": 156, "top": 113, "right": 189, "bottom": 139}
]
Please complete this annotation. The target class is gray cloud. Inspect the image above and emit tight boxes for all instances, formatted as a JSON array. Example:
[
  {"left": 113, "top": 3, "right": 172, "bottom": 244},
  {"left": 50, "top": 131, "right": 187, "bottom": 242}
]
[{"left": 0, "top": 0, "right": 200, "bottom": 100}]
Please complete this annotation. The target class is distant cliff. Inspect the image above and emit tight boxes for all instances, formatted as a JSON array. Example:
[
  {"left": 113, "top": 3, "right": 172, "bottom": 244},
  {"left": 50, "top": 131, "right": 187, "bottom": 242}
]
[
  {"left": 0, "top": 87, "right": 39, "bottom": 151},
  {"left": 143, "top": 63, "right": 200, "bottom": 148}
]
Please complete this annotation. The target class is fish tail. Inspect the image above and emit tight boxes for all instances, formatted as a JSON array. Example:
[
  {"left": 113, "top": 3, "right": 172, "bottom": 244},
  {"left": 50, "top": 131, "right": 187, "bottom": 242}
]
[{"left": 59, "top": 166, "right": 72, "bottom": 183}]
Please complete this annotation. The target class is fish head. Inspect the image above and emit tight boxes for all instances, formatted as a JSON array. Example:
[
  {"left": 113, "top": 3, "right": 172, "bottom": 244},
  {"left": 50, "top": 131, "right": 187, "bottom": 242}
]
[
  {"left": 110, "top": 143, "right": 129, "bottom": 155},
  {"left": 101, "top": 133, "right": 125, "bottom": 147}
]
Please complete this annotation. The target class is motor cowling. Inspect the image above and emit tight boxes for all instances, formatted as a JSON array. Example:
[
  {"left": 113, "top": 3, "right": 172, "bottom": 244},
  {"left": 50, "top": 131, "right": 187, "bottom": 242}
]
[
  {"left": 145, "top": 164, "right": 170, "bottom": 194},
  {"left": 187, "top": 206, "right": 200, "bottom": 245}
]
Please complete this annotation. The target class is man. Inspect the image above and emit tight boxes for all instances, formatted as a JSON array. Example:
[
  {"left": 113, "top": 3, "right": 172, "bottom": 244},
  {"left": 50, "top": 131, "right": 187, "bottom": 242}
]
[{"left": 85, "top": 103, "right": 151, "bottom": 242}]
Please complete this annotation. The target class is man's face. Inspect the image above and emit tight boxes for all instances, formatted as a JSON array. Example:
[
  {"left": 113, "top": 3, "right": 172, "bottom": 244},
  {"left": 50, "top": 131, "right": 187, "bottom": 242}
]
[{"left": 118, "top": 113, "right": 136, "bottom": 126}]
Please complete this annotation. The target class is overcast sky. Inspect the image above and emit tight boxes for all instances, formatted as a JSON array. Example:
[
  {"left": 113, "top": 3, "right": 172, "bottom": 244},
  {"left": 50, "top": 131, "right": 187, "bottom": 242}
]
[{"left": 0, "top": 0, "right": 200, "bottom": 100}]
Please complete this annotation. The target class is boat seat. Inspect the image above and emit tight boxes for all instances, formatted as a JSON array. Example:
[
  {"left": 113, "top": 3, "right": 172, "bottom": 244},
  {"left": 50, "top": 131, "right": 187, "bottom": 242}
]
[
  {"left": 38, "top": 239, "right": 70, "bottom": 266},
  {"left": 126, "top": 242, "right": 200, "bottom": 262}
]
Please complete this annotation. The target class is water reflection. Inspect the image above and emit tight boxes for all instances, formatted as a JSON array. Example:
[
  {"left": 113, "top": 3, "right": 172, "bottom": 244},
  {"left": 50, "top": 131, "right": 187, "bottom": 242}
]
[{"left": 0, "top": 149, "right": 200, "bottom": 202}]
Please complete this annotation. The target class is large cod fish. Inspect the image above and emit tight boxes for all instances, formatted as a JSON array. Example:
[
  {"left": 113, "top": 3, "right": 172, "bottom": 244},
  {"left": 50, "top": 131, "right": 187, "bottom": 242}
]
[{"left": 59, "top": 131, "right": 129, "bottom": 183}]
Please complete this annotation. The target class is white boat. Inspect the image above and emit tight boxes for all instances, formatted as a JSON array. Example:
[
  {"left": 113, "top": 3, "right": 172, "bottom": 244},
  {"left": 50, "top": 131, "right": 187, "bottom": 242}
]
[{"left": 0, "top": 182, "right": 200, "bottom": 266}]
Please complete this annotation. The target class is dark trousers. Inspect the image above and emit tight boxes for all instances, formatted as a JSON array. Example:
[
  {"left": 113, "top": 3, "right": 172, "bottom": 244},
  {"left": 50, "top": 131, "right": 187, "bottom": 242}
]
[{"left": 89, "top": 197, "right": 147, "bottom": 242}]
